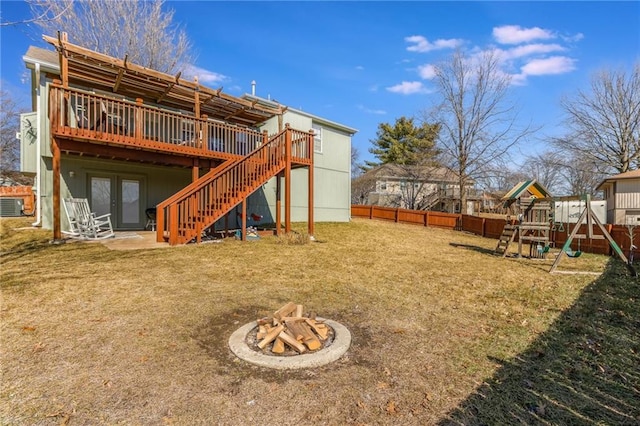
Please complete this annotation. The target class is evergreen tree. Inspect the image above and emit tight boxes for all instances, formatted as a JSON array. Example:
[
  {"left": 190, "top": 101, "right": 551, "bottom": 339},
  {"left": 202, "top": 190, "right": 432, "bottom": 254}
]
[{"left": 366, "top": 117, "right": 440, "bottom": 168}]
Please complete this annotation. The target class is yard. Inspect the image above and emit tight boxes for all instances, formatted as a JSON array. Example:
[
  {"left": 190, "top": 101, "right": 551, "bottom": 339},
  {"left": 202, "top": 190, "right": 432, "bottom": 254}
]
[{"left": 1, "top": 217, "right": 638, "bottom": 425}]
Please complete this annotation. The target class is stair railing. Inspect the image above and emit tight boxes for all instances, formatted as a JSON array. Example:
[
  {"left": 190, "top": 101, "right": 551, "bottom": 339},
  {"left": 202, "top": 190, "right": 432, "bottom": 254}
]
[{"left": 157, "top": 125, "right": 313, "bottom": 245}]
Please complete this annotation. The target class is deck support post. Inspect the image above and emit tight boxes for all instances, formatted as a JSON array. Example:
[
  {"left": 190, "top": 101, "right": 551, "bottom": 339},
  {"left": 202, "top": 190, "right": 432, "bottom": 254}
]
[
  {"left": 307, "top": 130, "right": 314, "bottom": 237},
  {"left": 52, "top": 136, "right": 62, "bottom": 242},
  {"left": 241, "top": 198, "right": 247, "bottom": 241},
  {"left": 58, "top": 32, "right": 69, "bottom": 88},
  {"left": 284, "top": 125, "right": 292, "bottom": 234},
  {"left": 275, "top": 174, "right": 282, "bottom": 236},
  {"left": 194, "top": 77, "right": 200, "bottom": 118},
  {"left": 192, "top": 158, "right": 199, "bottom": 182},
  {"left": 49, "top": 82, "right": 63, "bottom": 242}
]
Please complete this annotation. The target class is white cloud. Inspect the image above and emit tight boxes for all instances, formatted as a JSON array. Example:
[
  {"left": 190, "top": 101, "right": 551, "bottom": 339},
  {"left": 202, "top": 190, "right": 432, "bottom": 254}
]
[
  {"left": 405, "top": 35, "right": 464, "bottom": 52},
  {"left": 417, "top": 64, "right": 437, "bottom": 79},
  {"left": 182, "top": 64, "right": 227, "bottom": 84},
  {"left": 520, "top": 56, "right": 576, "bottom": 76},
  {"left": 357, "top": 104, "right": 387, "bottom": 115},
  {"left": 501, "top": 43, "right": 566, "bottom": 60},
  {"left": 509, "top": 73, "right": 528, "bottom": 86},
  {"left": 355, "top": 65, "right": 365, "bottom": 71},
  {"left": 562, "top": 32, "right": 584, "bottom": 43},
  {"left": 493, "top": 25, "right": 555, "bottom": 44},
  {"left": 386, "top": 81, "right": 429, "bottom": 95}
]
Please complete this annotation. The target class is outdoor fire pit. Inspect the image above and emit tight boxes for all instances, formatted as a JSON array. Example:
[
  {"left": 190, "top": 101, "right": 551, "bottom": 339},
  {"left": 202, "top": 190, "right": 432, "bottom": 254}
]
[{"left": 228, "top": 302, "right": 351, "bottom": 369}]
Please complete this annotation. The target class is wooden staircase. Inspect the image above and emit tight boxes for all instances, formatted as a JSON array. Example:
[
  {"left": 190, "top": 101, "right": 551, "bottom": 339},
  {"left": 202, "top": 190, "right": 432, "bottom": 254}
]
[
  {"left": 495, "top": 223, "right": 517, "bottom": 257},
  {"left": 156, "top": 126, "right": 313, "bottom": 245}
]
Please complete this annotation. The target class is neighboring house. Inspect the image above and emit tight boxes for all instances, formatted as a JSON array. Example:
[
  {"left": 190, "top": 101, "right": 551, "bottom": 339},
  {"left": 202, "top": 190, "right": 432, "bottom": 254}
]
[
  {"left": 477, "top": 191, "right": 505, "bottom": 214},
  {"left": 360, "top": 163, "right": 481, "bottom": 214},
  {"left": 19, "top": 34, "right": 356, "bottom": 244},
  {"left": 597, "top": 169, "right": 640, "bottom": 225}
]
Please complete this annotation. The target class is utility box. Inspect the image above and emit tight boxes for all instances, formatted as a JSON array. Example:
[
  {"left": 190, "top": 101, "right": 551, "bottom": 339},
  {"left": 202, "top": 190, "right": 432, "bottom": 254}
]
[{"left": 0, "top": 198, "right": 24, "bottom": 217}]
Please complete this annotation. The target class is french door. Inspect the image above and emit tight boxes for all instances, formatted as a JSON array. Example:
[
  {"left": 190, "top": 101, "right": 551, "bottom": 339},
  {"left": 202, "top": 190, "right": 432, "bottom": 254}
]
[{"left": 89, "top": 173, "right": 146, "bottom": 230}]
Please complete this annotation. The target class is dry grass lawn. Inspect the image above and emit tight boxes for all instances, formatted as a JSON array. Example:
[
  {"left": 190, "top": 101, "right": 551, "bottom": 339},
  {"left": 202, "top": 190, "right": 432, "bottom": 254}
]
[{"left": 1, "top": 217, "right": 638, "bottom": 425}]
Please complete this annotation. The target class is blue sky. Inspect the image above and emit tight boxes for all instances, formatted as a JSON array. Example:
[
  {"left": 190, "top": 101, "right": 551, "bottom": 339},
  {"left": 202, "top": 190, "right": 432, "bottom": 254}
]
[{"left": 1, "top": 1, "right": 639, "bottom": 166}]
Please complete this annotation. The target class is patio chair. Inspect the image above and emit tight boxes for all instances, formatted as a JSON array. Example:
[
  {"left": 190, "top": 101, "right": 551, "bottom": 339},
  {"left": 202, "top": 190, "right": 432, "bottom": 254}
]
[
  {"left": 145, "top": 207, "right": 157, "bottom": 231},
  {"left": 62, "top": 198, "right": 115, "bottom": 240}
]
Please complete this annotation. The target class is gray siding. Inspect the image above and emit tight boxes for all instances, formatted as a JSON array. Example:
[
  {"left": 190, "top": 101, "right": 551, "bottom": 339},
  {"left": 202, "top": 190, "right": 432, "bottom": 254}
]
[{"left": 616, "top": 180, "right": 640, "bottom": 209}]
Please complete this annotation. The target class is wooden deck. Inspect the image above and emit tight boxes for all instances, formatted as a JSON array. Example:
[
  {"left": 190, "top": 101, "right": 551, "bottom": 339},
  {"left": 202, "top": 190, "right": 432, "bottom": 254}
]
[
  {"left": 51, "top": 85, "right": 274, "bottom": 165},
  {"left": 47, "top": 33, "right": 314, "bottom": 245}
]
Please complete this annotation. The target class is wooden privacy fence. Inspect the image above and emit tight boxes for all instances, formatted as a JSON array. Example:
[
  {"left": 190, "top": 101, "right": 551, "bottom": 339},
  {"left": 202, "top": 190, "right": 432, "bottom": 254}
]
[
  {"left": 0, "top": 186, "right": 35, "bottom": 215},
  {"left": 351, "top": 205, "right": 461, "bottom": 229},
  {"left": 351, "top": 205, "right": 640, "bottom": 258}
]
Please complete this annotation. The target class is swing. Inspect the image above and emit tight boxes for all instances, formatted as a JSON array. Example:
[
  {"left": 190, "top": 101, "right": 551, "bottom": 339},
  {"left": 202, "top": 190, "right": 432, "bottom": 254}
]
[
  {"left": 566, "top": 237, "right": 582, "bottom": 258},
  {"left": 536, "top": 244, "right": 550, "bottom": 258}
]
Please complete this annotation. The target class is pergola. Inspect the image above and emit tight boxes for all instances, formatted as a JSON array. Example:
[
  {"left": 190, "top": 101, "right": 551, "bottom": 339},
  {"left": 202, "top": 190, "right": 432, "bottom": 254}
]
[{"left": 44, "top": 33, "right": 284, "bottom": 127}]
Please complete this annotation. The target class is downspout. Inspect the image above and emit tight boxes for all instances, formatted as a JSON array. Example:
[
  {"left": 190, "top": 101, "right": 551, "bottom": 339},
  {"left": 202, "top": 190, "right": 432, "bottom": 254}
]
[{"left": 31, "top": 63, "right": 42, "bottom": 227}]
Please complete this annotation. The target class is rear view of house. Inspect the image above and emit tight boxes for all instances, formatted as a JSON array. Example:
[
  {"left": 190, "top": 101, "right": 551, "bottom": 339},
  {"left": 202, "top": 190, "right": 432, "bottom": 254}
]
[{"left": 19, "top": 33, "right": 356, "bottom": 244}]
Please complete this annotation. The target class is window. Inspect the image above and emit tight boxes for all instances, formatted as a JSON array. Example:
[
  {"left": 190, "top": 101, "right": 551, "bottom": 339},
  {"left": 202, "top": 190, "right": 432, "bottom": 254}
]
[
  {"left": 312, "top": 124, "right": 322, "bottom": 153},
  {"left": 380, "top": 182, "right": 387, "bottom": 191}
]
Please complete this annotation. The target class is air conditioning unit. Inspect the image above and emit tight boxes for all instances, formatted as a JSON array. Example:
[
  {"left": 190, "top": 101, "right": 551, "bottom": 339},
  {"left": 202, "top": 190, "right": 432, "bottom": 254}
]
[{"left": 0, "top": 198, "right": 24, "bottom": 217}]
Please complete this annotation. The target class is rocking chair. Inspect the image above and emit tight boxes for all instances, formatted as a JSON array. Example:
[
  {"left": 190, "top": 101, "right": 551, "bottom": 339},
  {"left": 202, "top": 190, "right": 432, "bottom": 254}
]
[{"left": 63, "top": 198, "right": 115, "bottom": 240}]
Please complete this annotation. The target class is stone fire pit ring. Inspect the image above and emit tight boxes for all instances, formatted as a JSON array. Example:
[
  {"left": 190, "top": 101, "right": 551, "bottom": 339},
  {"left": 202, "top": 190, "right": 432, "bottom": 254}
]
[{"left": 228, "top": 318, "right": 351, "bottom": 370}]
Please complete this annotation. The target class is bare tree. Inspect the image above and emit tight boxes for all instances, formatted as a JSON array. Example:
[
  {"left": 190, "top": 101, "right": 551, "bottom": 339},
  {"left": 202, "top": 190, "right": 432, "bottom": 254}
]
[
  {"left": 555, "top": 63, "right": 640, "bottom": 174},
  {"left": 351, "top": 172, "right": 377, "bottom": 205},
  {"left": 519, "top": 151, "right": 565, "bottom": 195},
  {"left": 351, "top": 146, "right": 363, "bottom": 177},
  {"left": 0, "top": 87, "right": 24, "bottom": 174},
  {"left": 0, "top": 1, "right": 73, "bottom": 26},
  {"left": 28, "top": 0, "right": 193, "bottom": 74},
  {"left": 558, "top": 154, "right": 604, "bottom": 197},
  {"left": 427, "top": 49, "right": 536, "bottom": 214}
]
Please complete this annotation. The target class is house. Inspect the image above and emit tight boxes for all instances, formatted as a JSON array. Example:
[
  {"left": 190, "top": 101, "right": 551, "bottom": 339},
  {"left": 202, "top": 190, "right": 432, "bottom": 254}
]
[
  {"left": 358, "top": 163, "right": 481, "bottom": 214},
  {"left": 597, "top": 169, "right": 640, "bottom": 225},
  {"left": 19, "top": 33, "right": 356, "bottom": 245},
  {"left": 477, "top": 191, "right": 505, "bottom": 214}
]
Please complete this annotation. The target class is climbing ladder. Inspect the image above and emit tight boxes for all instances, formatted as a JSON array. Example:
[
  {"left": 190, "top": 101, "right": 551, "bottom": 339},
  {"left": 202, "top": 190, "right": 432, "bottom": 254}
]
[{"left": 495, "top": 223, "right": 518, "bottom": 257}]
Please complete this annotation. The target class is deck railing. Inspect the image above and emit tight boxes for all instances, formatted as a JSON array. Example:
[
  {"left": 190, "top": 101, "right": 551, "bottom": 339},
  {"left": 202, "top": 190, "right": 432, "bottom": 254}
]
[
  {"left": 157, "top": 125, "right": 313, "bottom": 245},
  {"left": 50, "top": 85, "right": 265, "bottom": 157}
]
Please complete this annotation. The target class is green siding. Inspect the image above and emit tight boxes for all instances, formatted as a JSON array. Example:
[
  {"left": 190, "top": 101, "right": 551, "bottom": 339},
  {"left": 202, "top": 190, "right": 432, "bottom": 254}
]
[
  {"left": 39, "top": 155, "right": 191, "bottom": 230},
  {"left": 257, "top": 109, "right": 353, "bottom": 223}
]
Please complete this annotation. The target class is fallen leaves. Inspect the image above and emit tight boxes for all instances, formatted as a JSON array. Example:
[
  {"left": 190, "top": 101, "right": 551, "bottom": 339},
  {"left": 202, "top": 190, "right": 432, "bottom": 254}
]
[
  {"left": 386, "top": 400, "right": 398, "bottom": 414},
  {"left": 46, "top": 407, "right": 74, "bottom": 425},
  {"left": 32, "top": 342, "right": 46, "bottom": 352}
]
